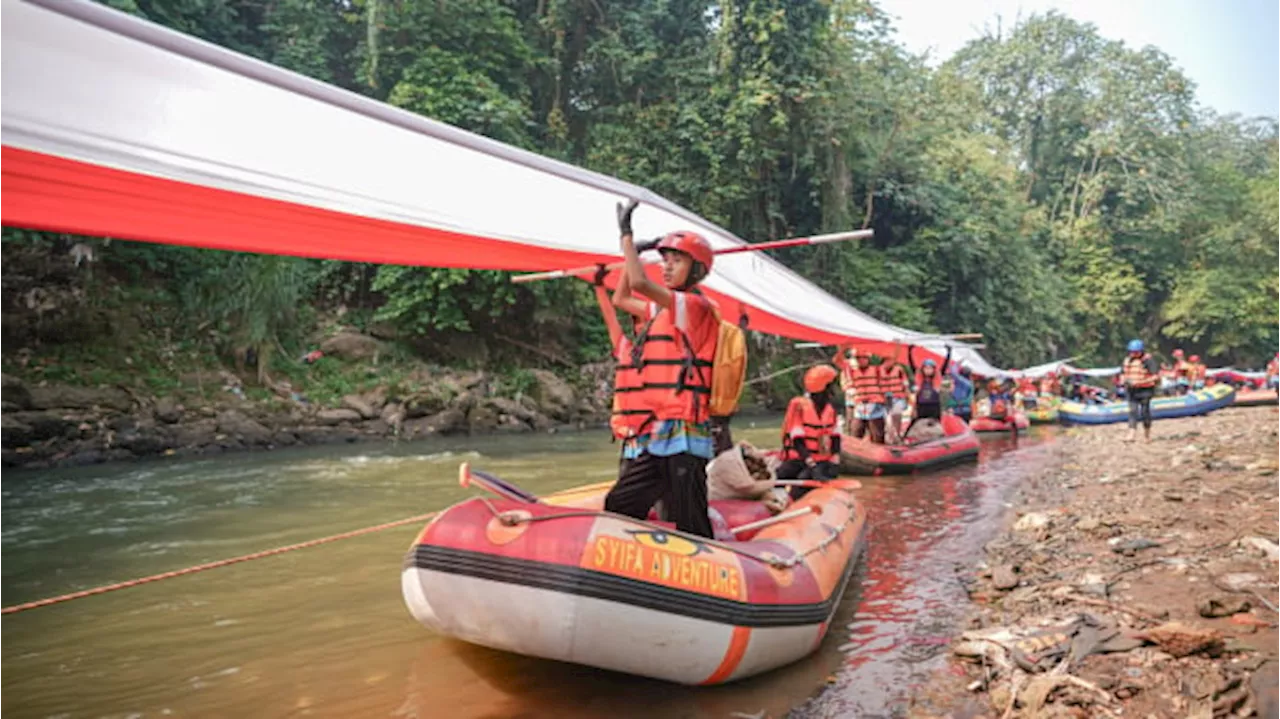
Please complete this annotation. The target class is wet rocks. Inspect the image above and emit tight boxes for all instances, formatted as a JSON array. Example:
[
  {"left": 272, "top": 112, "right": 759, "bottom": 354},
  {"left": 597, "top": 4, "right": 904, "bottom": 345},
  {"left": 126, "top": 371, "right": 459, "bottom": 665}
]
[
  {"left": 340, "top": 394, "right": 378, "bottom": 419},
  {"left": 2, "top": 372, "right": 32, "bottom": 410},
  {"left": 215, "top": 409, "right": 273, "bottom": 446},
  {"left": 922, "top": 408, "right": 1279, "bottom": 718},
  {"left": 27, "top": 384, "right": 133, "bottom": 412},
  {"left": 992, "top": 565, "right": 1020, "bottom": 591},
  {"left": 528, "top": 369, "right": 576, "bottom": 422},
  {"left": 153, "top": 396, "right": 184, "bottom": 424},
  {"left": 315, "top": 408, "right": 363, "bottom": 426}
]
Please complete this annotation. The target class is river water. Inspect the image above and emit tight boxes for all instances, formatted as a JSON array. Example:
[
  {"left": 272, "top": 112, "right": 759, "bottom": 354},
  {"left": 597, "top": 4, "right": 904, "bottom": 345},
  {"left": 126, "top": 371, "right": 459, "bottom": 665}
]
[{"left": 2, "top": 421, "right": 1055, "bottom": 718}]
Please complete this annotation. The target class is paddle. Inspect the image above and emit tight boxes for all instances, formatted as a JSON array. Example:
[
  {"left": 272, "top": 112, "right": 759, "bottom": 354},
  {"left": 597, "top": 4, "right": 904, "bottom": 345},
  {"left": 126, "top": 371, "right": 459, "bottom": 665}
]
[
  {"left": 458, "top": 463, "right": 541, "bottom": 504},
  {"left": 510, "top": 229, "right": 873, "bottom": 284},
  {"left": 728, "top": 505, "right": 821, "bottom": 536}
]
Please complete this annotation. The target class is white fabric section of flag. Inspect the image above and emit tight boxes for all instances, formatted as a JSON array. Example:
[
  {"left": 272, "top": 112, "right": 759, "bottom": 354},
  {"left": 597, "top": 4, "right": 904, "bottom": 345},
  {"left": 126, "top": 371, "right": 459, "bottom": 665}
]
[{"left": 2, "top": 0, "right": 1003, "bottom": 363}]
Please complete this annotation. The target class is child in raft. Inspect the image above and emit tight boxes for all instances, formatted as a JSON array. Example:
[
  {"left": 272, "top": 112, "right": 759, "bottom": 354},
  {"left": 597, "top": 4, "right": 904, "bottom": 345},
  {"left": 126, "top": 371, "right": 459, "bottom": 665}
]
[
  {"left": 903, "top": 344, "right": 952, "bottom": 441},
  {"left": 777, "top": 365, "right": 842, "bottom": 499}
]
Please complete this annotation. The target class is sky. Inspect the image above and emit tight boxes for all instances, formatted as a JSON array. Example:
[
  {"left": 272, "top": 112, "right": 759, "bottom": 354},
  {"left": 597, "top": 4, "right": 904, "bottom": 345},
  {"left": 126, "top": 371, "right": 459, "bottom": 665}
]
[{"left": 876, "top": 0, "right": 1279, "bottom": 119}]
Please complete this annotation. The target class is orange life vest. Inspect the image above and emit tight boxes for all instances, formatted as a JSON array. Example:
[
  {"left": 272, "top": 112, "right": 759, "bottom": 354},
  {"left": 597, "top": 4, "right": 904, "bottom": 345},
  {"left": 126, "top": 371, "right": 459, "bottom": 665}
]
[
  {"left": 880, "top": 364, "right": 909, "bottom": 397},
  {"left": 1038, "top": 375, "right": 1058, "bottom": 395},
  {"left": 610, "top": 297, "right": 716, "bottom": 437},
  {"left": 782, "top": 397, "right": 837, "bottom": 462},
  {"left": 610, "top": 336, "right": 648, "bottom": 440},
  {"left": 1123, "top": 354, "right": 1158, "bottom": 389},
  {"left": 1191, "top": 363, "right": 1206, "bottom": 381},
  {"left": 1016, "top": 378, "right": 1037, "bottom": 396},
  {"left": 1174, "top": 359, "right": 1191, "bottom": 379},
  {"left": 845, "top": 364, "right": 885, "bottom": 404},
  {"left": 1268, "top": 359, "right": 1279, "bottom": 376}
]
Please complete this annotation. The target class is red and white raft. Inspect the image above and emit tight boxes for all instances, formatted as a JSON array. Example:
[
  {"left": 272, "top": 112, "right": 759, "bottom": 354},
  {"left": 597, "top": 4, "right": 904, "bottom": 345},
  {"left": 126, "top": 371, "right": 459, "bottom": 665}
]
[
  {"left": 839, "top": 414, "right": 979, "bottom": 475},
  {"left": 402, "top": 465, "right": 867, "bottom": 685},
  {"left": 969, "top": 412, "right": 1030, "bottom": 434}
]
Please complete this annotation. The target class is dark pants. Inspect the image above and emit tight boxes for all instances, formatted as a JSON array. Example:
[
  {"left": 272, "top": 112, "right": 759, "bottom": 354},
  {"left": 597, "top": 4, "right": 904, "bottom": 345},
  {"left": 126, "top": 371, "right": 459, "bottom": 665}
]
[
  {"left": 605, "top": 452, "right": 713, "bottom": 538},
  {"left": 1128, "top": 389, "right": 1154, "bottom": 429},
  {"left": 776, "top": 459, "right": 840, "bottom": 500},
  {"left": 850, "top": 417, "right": 885, "bottom": 444},
  {"left": 903, "top": 401, "right": 941, "bottom": 440}
]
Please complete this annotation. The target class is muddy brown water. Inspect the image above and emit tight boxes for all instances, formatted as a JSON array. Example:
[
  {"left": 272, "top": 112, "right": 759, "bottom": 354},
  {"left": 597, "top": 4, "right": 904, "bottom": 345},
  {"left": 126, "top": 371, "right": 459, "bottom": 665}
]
[{"left": 2, "top": 422, "right": 1057, "bottom": 718}]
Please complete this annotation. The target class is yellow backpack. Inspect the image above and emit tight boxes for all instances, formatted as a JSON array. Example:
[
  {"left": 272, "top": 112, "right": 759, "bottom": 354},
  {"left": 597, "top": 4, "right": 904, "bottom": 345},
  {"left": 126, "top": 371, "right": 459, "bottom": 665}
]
[{"left": 708, "top": 311, "right": 748, "bottom": 417}]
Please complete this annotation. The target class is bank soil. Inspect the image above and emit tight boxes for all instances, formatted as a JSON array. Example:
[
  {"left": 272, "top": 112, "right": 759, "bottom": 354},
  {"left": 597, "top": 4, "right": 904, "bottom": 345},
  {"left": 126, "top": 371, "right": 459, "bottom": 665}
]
[{"left": 903, "top": 406, "right": 1279, "bottom": 718}]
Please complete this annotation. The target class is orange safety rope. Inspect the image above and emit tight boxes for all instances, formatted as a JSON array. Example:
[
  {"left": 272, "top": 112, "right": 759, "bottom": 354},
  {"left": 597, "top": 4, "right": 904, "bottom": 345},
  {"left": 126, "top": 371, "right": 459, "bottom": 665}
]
[{"left": 2, "top": 511, "right": 438, "bottom": 615}]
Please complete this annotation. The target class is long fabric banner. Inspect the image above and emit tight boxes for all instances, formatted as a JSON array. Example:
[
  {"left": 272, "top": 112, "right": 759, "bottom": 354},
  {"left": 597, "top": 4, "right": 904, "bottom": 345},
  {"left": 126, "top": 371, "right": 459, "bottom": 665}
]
[{"left": 1, "top": 0, "right": 993, "bottom": 364}]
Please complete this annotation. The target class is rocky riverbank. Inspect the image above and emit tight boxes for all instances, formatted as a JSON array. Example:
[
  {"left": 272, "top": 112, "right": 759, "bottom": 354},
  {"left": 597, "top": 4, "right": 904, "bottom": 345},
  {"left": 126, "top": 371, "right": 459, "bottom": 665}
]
[
  {"left": 1, "top": 334, "right": 618, "bottom": 470},
  {"left": 902, "top": 406, "right": 1279, "bottom": 718}
]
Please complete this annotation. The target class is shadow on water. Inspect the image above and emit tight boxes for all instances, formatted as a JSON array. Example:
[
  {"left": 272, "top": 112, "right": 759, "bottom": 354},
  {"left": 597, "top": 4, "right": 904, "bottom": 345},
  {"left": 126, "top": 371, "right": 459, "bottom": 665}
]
[{"left": 0, "top": 423, "right": 1057, "bottom": 718}]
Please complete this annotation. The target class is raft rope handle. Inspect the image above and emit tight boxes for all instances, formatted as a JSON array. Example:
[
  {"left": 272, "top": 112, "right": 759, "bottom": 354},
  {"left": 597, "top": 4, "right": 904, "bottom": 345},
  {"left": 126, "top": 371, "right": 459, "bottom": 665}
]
[
  {"left": 1, "top": 511, "right": 439, "bottom": 616},
  {"left": 477, "top": 496, "right": 856, "bottom": 570}
]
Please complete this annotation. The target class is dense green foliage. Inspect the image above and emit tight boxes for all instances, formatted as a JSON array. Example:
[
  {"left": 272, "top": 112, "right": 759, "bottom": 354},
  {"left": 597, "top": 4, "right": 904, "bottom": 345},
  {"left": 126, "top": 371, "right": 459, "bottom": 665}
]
[{"left": 5, "top": 1, "right": 1276, "bottom": 373}]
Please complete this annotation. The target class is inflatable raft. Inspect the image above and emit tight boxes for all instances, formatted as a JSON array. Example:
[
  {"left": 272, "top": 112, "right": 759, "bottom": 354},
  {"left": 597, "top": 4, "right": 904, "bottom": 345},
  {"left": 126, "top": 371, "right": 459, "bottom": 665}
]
[
  {"left": 402, "top": 465, "right": 868, "bottom": 685},
  {"left": 970, "top": 412, "right": 1030, "bottom": 434},
  {"left": 838, "top": 414, "right": 978, "bottom": 475},
  {"left": 1024, "top": 403, "right": 1060, "bottom": 424},
  {"left": 1058, "top": 384, "right": 1236, "bottom": 425},
  {"left": 1231, "top": 388, "right": 1278, "bottom": 407}
]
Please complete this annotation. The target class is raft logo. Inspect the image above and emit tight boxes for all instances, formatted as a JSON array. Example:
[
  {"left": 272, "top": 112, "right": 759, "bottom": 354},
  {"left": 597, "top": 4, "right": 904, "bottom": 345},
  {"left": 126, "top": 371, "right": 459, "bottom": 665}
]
[{"left": 582, "top": 532, "right": 745, "bottom": 600}]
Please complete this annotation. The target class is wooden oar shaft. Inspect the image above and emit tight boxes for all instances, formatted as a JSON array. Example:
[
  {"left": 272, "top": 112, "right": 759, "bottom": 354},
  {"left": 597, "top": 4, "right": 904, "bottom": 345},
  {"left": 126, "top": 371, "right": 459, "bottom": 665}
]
[
  {"left": 729, "top": 505, "right": 820, "bottom": 535},
  {"left": 510, "top": 229, "right": 873, "bottom": 284}
]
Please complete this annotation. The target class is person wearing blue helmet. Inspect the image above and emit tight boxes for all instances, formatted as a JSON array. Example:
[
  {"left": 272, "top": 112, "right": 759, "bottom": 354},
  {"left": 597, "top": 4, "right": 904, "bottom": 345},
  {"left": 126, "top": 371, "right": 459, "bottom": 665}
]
[{"left": 1122, "top": 339, "right": 1159, "bottom": 442}]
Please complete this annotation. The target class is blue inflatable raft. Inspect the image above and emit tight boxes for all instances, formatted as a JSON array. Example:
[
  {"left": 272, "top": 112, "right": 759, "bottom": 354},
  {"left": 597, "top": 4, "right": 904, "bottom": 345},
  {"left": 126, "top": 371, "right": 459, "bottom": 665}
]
[{"left": 1058, "top": 384, "right": 1236, "bottom": 425}]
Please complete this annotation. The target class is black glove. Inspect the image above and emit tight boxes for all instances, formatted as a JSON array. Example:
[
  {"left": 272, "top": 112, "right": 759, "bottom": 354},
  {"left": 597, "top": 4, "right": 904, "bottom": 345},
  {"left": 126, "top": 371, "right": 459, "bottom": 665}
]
[
  {"left": 591, "top": 263, "right": 609, "bottom": 287},
  {"left": 616, "top": 199, "right": 639, "bottom": 237},
  {"left": 634, "top": 237, "right": 660, "bottom": 253}
]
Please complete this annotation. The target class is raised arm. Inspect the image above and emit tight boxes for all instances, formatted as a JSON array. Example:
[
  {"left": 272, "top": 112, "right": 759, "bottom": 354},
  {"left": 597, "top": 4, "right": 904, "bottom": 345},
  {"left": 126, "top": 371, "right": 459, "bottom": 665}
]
[
  {"left": 616, "top": 200, "right": 673, "bottom": 309},
  {"left": 610, "top": 263, "right": 650, "bottom": 319},
  {"left": 941, "top": 345, "right": 953, "bottom": 375},
  {"left": 907, "top": 345, "right": 918, "bottom": 374},
  {"left": 592, "top": 282, "right": 623, "bottom": 349}
]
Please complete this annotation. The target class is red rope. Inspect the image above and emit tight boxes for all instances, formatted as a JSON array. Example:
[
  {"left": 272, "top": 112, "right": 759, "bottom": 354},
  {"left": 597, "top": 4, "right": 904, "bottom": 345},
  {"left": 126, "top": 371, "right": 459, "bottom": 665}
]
[{"left": 2, "top": 511, "right": 439, "bottom": 615}]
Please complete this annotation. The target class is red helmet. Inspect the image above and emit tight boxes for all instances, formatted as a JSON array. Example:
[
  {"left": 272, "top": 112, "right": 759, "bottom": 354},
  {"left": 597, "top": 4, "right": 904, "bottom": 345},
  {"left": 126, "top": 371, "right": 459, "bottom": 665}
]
[
  {"left": 1189, "top": 354, "right": 1200, "bottom": 362},
  {"left": 804, "top": 365, "right": 838, "bottom": 393},
  {"left": 656, "top": 231, "right": 714, "bottom": 270},
  {"left": 1173, "top": 349, "right": 1184, "bottom": 358}
]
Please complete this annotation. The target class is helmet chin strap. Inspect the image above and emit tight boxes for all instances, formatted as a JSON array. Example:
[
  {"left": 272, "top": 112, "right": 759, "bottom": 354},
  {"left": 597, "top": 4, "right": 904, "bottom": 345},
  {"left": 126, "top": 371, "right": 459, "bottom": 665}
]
[{"left": 675, "top": 260, "right": 708, "bottom": 291}]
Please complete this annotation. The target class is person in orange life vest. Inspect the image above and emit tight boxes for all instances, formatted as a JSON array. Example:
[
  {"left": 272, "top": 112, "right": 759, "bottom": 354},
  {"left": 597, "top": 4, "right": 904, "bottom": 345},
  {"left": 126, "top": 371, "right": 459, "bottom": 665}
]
[
  {"left": 1158, "top": 362, "right": 1177, "bottom": 395},
  {"left": 880, "top": 344, "right": 911, "bottom": 443},
  {"left": 903, "top": 344, "right": 952, "bottom": 440},
  {"left": 591, "top": 266, "right": 641, "bottom": 442},
  {"left": 1122, "top": 339, "right": 1159, "bottom": 443},
  {"left": 777, "top": 365, "right": 842, "bottom": 499},
  {"left": 602, "top": 200, "right": 719, "bottom": 539},
  {"left": 1188, "top": 355, "right": 1207, "bottom": 390},
  {"left": 1171, "top": 349, "right": 1191, "bottom": 394},
  {"left": 1267, "top": 353, "right": 1279, "bottom": 390},
  {"left": 833, "top": 345, "right": 887, "bottom": 444},
  {"left": 1013, "top": 371, "right": 1039, "bottom": 408}
]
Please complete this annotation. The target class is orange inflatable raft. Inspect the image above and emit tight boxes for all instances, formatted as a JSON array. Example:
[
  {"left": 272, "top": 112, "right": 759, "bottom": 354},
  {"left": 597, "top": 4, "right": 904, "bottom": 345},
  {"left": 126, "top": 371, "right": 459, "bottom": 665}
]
[
  {"left": 969, "top": 412, "right": 1030, "bottom": 434},
  {"left": 402, "top": 465, "right": 868, "bottom": 685},
  {"left": 1233, "top": 388, "right": 1279, "bottom": 407},
  {"left": 839, "top": 414, "right": 979, "bottom": 475}
]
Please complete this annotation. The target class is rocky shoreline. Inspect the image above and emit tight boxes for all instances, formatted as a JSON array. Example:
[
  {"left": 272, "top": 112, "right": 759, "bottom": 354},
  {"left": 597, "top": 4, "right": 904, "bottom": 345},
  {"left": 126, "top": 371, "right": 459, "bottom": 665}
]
[
  {"left": 902, "top": 406, "right": 1279, "bottom": 718},
  {"left": 1, "top": 361, "right": 615, "bottom": 471}
]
